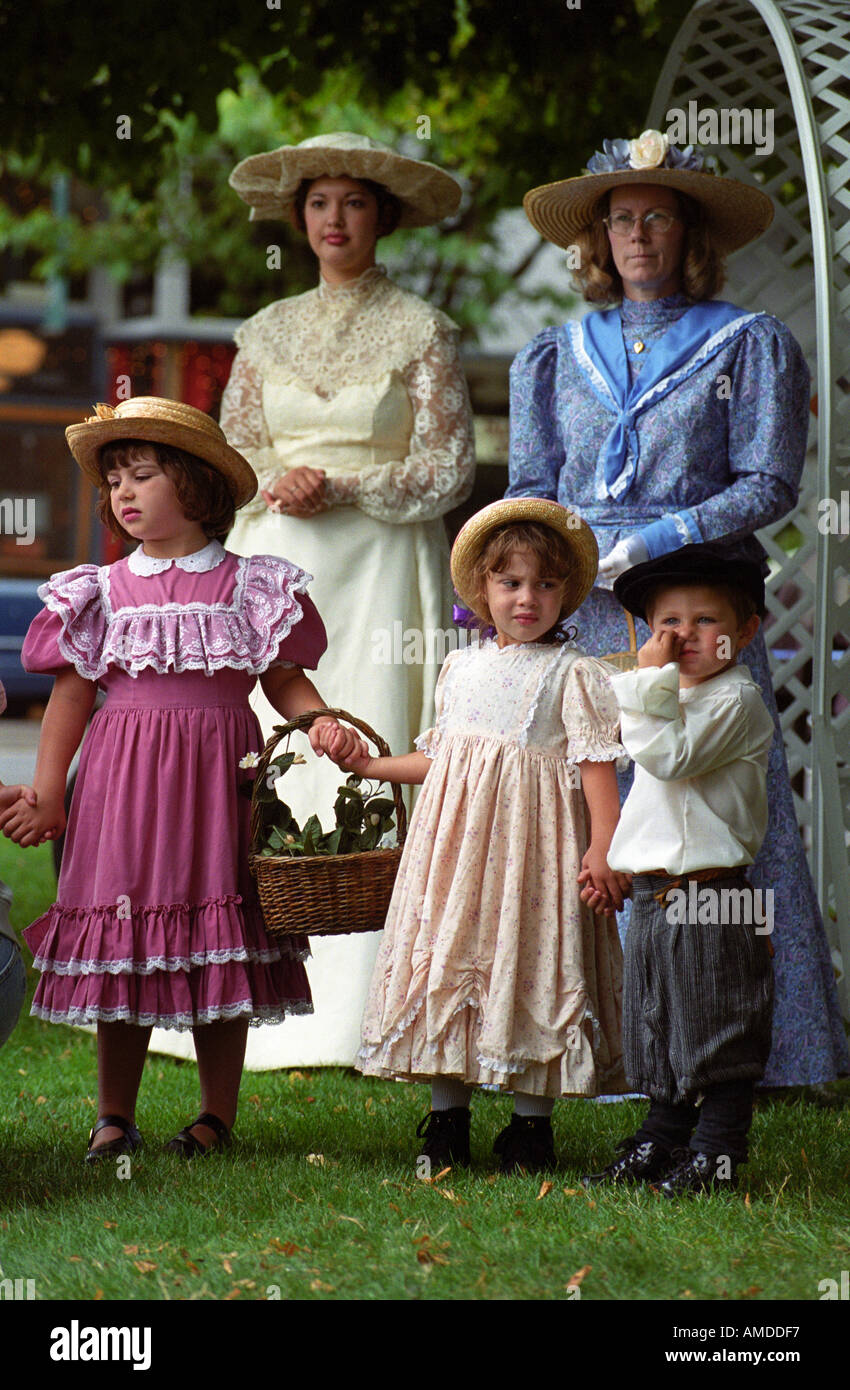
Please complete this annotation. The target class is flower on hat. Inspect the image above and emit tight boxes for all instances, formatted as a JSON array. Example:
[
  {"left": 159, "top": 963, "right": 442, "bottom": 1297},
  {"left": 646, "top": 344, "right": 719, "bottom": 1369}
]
[
  {"left": 628, "top": 130, "right": 669, "bottom": 169},
  {"left": 585, "top": 130, "right": 707, "bottom": 175}
]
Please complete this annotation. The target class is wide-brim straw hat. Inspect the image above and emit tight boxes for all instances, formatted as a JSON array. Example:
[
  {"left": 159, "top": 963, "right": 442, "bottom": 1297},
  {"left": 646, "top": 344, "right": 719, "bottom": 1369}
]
[
  {"left": 451, "top": 498, "right": 599, "bottom": 623},
  {"left": 65, "top": 398, "right": 258, "bottom": 509},
  {"left": 612, "top": 542, "right": 766, "bottom": 621},
  {"left": 523, "top": 130, "right": 773, "bottom": 256},
  {"left": 229, "top": 131, "right": 462, "bottom": 227}
]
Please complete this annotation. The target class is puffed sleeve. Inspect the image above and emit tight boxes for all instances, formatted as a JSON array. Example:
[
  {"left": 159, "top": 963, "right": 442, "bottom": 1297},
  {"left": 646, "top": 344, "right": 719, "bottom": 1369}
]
[
  {"left": 672, "top": 316, "right": 810, "bottom": 547},
  {"left": 562, "top": 655, "right": 627, "bottom": 767},
  {"left": 21, "top": 566, "right": 106, "bottom": 679},
  {"left": 219, "top": 350, "right": 287, "bottom": 520},
  {"left": 323, "top": 324, "right": 476, "bottom": 523},
  {"left": 506, "top": 329, "right": 564, "bottom": 500},
  {"left": 240, "top": 554, "right": 327, "bottom": 672},
  {"left": 413, "top": 646, "right": 461, "bottom": 758}
]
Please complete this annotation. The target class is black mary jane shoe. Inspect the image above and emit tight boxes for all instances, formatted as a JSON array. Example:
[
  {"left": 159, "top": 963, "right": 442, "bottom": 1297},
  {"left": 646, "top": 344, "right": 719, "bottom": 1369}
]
[
  {"left": 582, "top": 1137, "right": 672, "bottom": 1187},
  {"left": 492, "top": 1114, "right": 556, "bottom": 1175},
  {"left": 415, "top": 1107, "right": 471, "bottom": 1169},
  {"left": 85, "top": 1114, "right": 143, "bottom": 1166},
  {"left": 655, "top": 1148, "right": 739, "bottom": 1198},
  {"left": 164, "top": 1111, "right": 232, "bottom": 1158}
]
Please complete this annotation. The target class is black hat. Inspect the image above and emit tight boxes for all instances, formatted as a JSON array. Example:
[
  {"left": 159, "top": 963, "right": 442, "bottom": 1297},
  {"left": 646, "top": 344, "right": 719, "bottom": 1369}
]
[{"left": 612, "top": 543, "right": 766, "bottom": 622}]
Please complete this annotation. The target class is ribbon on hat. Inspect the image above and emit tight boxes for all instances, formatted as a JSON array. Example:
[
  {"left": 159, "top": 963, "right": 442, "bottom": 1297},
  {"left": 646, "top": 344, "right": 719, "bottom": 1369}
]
[
  {"left": 85, "top": 403, "right": 117, "bottom": 423},
  {"left": 570, "top": 301, "right": 758, "bottom": 499}
]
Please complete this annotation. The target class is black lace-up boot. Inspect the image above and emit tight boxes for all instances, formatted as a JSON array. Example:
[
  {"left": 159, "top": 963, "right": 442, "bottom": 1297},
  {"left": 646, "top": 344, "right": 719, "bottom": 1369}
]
[
  {"left": 492, "top": 1114, "right": 555, "bottom": 1174},
  {"left": 415, "top": 1107, "right": 471, "bottom": 1169},
  {"left": 582, "top": 1137, "right": 673, "bottom": 1186}
]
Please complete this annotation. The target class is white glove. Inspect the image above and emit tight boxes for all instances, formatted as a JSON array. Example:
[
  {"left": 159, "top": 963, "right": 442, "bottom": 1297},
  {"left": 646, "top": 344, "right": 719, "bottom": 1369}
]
[{"left": 596, "top": 534, "right": 649, "bottom": 589}]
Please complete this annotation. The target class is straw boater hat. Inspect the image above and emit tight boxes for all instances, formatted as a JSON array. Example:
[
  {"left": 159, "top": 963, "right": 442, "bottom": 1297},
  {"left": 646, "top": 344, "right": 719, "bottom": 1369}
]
[
  {"left": 523, "top": 129, "right": 774, "bottom": 256},
  {"left": 65, "top": 398, "right": 258, "bottom": 509},
  {"left": 451, "top": 498, "right": 599, "bottom": 623},
  {"left": 229, "top": 131, "right": 462, "bottom": 227}
]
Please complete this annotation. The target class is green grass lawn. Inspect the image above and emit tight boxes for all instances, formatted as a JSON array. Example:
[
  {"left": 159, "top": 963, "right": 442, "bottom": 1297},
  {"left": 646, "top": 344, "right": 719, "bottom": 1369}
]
[{"left": 2, "top": 837, "right": 849, "bottom": 1303}]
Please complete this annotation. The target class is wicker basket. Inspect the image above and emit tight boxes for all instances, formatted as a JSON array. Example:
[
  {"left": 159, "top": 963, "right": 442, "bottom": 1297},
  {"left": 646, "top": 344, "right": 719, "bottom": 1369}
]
[
  {"left": 602, "top": 609, "right": 640, "bottom": 671},
  {"left": 248, "top": 708, "right": 407, "bottom": 938}
]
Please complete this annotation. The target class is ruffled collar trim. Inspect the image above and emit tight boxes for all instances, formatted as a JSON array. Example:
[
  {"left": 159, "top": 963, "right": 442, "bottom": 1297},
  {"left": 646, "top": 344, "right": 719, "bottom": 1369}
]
[
  {"left": 316, "top": 263, "right": 387, "bottom": 303},
  {"left": 128, "top": 540, "right": 226, "bottom": 576}
]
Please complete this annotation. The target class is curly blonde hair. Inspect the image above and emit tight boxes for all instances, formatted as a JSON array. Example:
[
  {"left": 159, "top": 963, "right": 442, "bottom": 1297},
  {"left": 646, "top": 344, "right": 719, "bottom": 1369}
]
[{"left": 571, "top": 190, "right": 725, "bottom": 304}]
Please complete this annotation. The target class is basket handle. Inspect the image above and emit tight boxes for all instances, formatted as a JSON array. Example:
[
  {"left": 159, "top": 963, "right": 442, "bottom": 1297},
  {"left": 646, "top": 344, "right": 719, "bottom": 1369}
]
[{"left": 248, "top": 707, "right": 407, "bottom": 855}]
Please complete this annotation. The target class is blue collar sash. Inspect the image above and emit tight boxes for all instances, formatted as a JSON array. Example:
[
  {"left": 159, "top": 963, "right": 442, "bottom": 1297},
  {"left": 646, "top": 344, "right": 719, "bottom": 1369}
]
[{"left": 570, "top": 301, "right": 760, "bottom": 499}]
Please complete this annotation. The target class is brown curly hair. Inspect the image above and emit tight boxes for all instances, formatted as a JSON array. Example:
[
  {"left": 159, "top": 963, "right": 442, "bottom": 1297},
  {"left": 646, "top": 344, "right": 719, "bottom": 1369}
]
[
  {"left": 571, "top": 189, "right": 725, "bottom": 304},
  {"left": 292, "top": 176, "right": 402, "bottom": 238},
  {"left": 96, "top": 440, "right": 237, "bottom": 545}
]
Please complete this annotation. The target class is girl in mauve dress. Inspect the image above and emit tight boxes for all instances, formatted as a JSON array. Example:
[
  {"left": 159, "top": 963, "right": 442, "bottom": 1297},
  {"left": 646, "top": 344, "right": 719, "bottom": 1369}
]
[
  {"left": 0, "top": 397, "right": 364, "bottom": 1163},
  {"left": 327, "top": 498, "right": 629, "bottom": 1174}
]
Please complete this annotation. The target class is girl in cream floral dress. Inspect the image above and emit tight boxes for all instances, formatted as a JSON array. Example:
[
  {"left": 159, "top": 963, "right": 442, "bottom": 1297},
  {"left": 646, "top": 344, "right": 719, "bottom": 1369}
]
[{"left": 328, "top": 500, "right": 628, "bottom": 1173}]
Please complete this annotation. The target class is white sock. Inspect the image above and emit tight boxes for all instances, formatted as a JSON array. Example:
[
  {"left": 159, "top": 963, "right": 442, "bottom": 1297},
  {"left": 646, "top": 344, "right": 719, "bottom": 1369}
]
[
  {"left": 431, "top": 1078, "right": 473, "bottom": 1111},
  {"left": 513, "top": 1092, "right": 555, "bottom": 1119}
]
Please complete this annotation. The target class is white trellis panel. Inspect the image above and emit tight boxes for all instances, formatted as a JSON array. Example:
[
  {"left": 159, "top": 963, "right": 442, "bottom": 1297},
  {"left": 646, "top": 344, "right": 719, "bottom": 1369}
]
[{"left": 647, "top": 0, "right": 850, "bottom": 1015}]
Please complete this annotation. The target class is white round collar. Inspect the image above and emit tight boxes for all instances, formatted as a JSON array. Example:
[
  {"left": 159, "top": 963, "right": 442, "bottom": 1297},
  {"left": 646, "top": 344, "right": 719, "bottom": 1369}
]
[{"left": 127, "top": 540, "right": 227, "bottom": 576}]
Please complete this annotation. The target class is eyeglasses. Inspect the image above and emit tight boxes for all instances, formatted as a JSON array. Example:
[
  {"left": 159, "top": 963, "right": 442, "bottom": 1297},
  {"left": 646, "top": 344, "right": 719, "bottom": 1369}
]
[{"left": 603, "top": 211, "right": 680, "bottom": 236}]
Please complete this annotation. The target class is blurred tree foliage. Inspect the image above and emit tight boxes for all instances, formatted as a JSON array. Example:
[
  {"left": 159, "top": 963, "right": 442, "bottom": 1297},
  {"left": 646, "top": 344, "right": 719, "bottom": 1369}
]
[{"left": 0, "top": 0, "right": 694, "bottom": 334}]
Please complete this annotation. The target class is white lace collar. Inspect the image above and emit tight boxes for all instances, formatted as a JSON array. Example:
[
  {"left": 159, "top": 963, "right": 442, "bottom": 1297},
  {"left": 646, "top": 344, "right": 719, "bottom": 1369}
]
[
  {"left": 127, "top": 540, "right": 226, "bottom": 576},
  {"left": 316, "top": 263, "right": 387, "bottom": 302}
]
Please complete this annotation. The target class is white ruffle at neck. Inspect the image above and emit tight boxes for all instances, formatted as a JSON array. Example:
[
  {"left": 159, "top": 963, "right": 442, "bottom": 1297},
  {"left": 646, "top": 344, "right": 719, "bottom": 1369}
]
[{"left": 128, "top": 540, "right": 226, "bottom": 576}]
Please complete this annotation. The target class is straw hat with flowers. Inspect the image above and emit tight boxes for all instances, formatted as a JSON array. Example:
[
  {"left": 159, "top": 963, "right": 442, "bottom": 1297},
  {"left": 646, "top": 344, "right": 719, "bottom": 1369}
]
[
  {"left": 450, "top": 498, "right": 599, "bottom": 624},
  {"left": 229, "top": 131, "right": 462, "bottom": 228},
  {"left": 523, "top": 129, "right": 773, "bottom": 255},
  {"left": 65, "top": 398, "right": 258, "bottom": 509}
]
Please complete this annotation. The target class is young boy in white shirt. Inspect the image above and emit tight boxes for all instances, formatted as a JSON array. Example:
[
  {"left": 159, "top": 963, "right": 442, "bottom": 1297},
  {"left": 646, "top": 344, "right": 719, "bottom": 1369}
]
[{"left": 584, "top": 544, "right": 776, "bottom": 1196}]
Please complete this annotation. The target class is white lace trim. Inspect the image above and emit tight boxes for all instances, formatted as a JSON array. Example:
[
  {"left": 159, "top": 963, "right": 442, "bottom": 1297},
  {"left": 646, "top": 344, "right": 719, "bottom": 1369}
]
[
  {"left": 30, "top": 1000, "right": 314, "bottom": 1030},
  {"left": 127, "top": 540, "right": 227, "bottom": 575},
  {"left": 40, "top": 554, "right": 313, "bottom": 680},
  {"left": 31, "top": 945, "right": 296, "bottom": 976},
  {"left": 517, "top": 645, "right": 576, "bottom": 748}
]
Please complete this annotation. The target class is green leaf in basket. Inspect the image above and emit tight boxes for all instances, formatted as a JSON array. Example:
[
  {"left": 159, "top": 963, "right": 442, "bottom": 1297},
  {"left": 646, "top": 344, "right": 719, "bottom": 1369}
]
[
  {"left": 269, "top": 752, "right": 298, "bottom": 776},
  {"left": 345, "top": 773, "right": 363, "bottom": 790},
  {"left": 364, "top": 796, "right": 395, "bottom": 818},
  {"left": 321, "top": 826, "right": 344, "bottom": 855}
]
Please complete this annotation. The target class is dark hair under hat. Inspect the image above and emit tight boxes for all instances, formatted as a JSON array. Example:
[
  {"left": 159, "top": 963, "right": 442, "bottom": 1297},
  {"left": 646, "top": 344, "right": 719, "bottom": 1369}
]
[{"left": 612, "top": 543, "right": 767, "bottom": 622}]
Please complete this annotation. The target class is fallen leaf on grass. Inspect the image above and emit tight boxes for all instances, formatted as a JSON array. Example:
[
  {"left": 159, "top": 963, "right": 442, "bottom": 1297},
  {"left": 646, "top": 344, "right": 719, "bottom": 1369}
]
[
  {"left": 224, "top": 1288, "right": 241, "bottom": 1300},
  {"left": 93, "top": 1289, "right": 104, "bottom": 1300},
  {"left": 68, "top": 1256, "right": 82, "bottom": 1263},
  {"left": 537, "top": 1180, "right": 553, "bottom": 1200},
  {"left": 334, "top": 1213, "right": 365, "bottom": 1229},
  {"left": 563, "top": 1187, "right": 581, "bottom": 1196},
  {"left": 306, "top": 1153, "right": 326, "bottom": 1166},
  {"left": 310, "top": 1279, "right": 335, "bottom": 1292},
  {"left": 566, "top": 1264, "right": 591, "bottom": 1292},
  {"left": 434, "top": 1188, "right": 463, "bottom": 1204},
  {"left": 364, "top": 1097, "right": 374, "bottom": 1112},
  {"left": 247, "top": 1095, "right": 263, "bottom": 1107},
  {"left": 268, "top": 1238, "right": 304, "bottom": 1256},
  {"left": 102, "top": 1221, "right": 117, "bottom": 1229},
  {"left": 123, "top": 1244, "right": 139, "bottom": 1255},
  {"left": 739, "top": 1285, "right": 762, "bottom": 1298},
  {"left": 417, "top": 1165, "right": 452, "bottom": 1186},
  {"left": 133, "top": 1261, "right": 157, "bottom": 1275},
  {"left": 222, "top": 1259, "right": 233, "bottom": 1275},
  {"left": 414, "top": 1234, "right": 450, "bottom": 1267},
  {"left": 35, "top": 1096, "right": 47, "bottom": 1105},
  {"left": 744, "top": 1192, "right": 752, "bottom": 1210}
]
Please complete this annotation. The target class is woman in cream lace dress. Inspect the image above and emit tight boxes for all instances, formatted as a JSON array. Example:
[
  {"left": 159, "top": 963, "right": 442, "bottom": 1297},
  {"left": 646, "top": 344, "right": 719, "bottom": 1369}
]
[{"left": 216, "top": 133, "right": 475, "bottom": 1068}]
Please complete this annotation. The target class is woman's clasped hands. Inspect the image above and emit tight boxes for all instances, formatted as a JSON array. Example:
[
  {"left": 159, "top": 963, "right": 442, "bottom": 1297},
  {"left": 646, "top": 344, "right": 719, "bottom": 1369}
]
[{"left": 263, "top": 467, "right": 328, "bottom": 518}]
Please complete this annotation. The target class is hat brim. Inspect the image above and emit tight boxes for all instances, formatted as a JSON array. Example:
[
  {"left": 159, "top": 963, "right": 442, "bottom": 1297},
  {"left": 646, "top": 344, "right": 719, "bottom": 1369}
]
[
  {"left": 66, "top": 404, "right": 257, "bottom": 510},
  {"left": 451, "top": 498, "right": 599, "bottom": 624},
  {"left": 229, "top": 142, "right": 462, "bottom": 228},
  {"left": 523, "top": 168, "right": 774, "bottom": 255},
  {"left": 612, "top": 544, "right": 767, "bottom": 622}
]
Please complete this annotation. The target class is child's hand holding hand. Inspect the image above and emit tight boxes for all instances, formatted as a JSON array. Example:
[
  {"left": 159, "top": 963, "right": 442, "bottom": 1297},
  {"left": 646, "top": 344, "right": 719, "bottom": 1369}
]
[
  {"left": 0, "top": 781, "right": 37, "bottom": 817},
  {"left": 577, "top": 849, "right": 632, "bottom": 917},
  {"left": 310, "top": 716, "right": 371, "bottom": 770},
  {"left": 637, "top": 627, "right": 682, "bottom": 670},
  {"left": 0, "top": 791, "right": 65, "bottom": 847}
]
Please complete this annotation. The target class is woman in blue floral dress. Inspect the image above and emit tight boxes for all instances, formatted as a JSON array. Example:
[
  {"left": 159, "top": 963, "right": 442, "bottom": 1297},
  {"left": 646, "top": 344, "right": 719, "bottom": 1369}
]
[{"left": 507, "top": 129, "right": 848, "bottom": 1087}]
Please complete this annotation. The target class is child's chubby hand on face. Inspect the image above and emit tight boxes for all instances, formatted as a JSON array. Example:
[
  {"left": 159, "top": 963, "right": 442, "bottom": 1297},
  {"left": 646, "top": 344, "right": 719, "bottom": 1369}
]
[
  {"left": 637, "top": 626, "right": 683, "bottom": 670},
  {"left": 577, "top": 850, "right": 632, "bottom": 918},
  {"left": 309, "top": 716, "right": 370, "bottom": 769},
  {"left": 0, "top": 786, "right": 65, "bottom": 847}
]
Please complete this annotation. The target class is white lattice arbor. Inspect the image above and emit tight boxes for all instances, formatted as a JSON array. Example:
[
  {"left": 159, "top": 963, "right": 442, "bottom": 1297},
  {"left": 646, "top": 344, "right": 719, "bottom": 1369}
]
[{"left": 647, "top": 0, "right": 850, "bottom": 1015}]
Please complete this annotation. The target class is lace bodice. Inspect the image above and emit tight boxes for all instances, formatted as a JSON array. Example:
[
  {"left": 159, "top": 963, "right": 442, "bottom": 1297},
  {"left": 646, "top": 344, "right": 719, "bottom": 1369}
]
[{"left": 220, "top": 267, "right": 476, "bottom": 524}]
